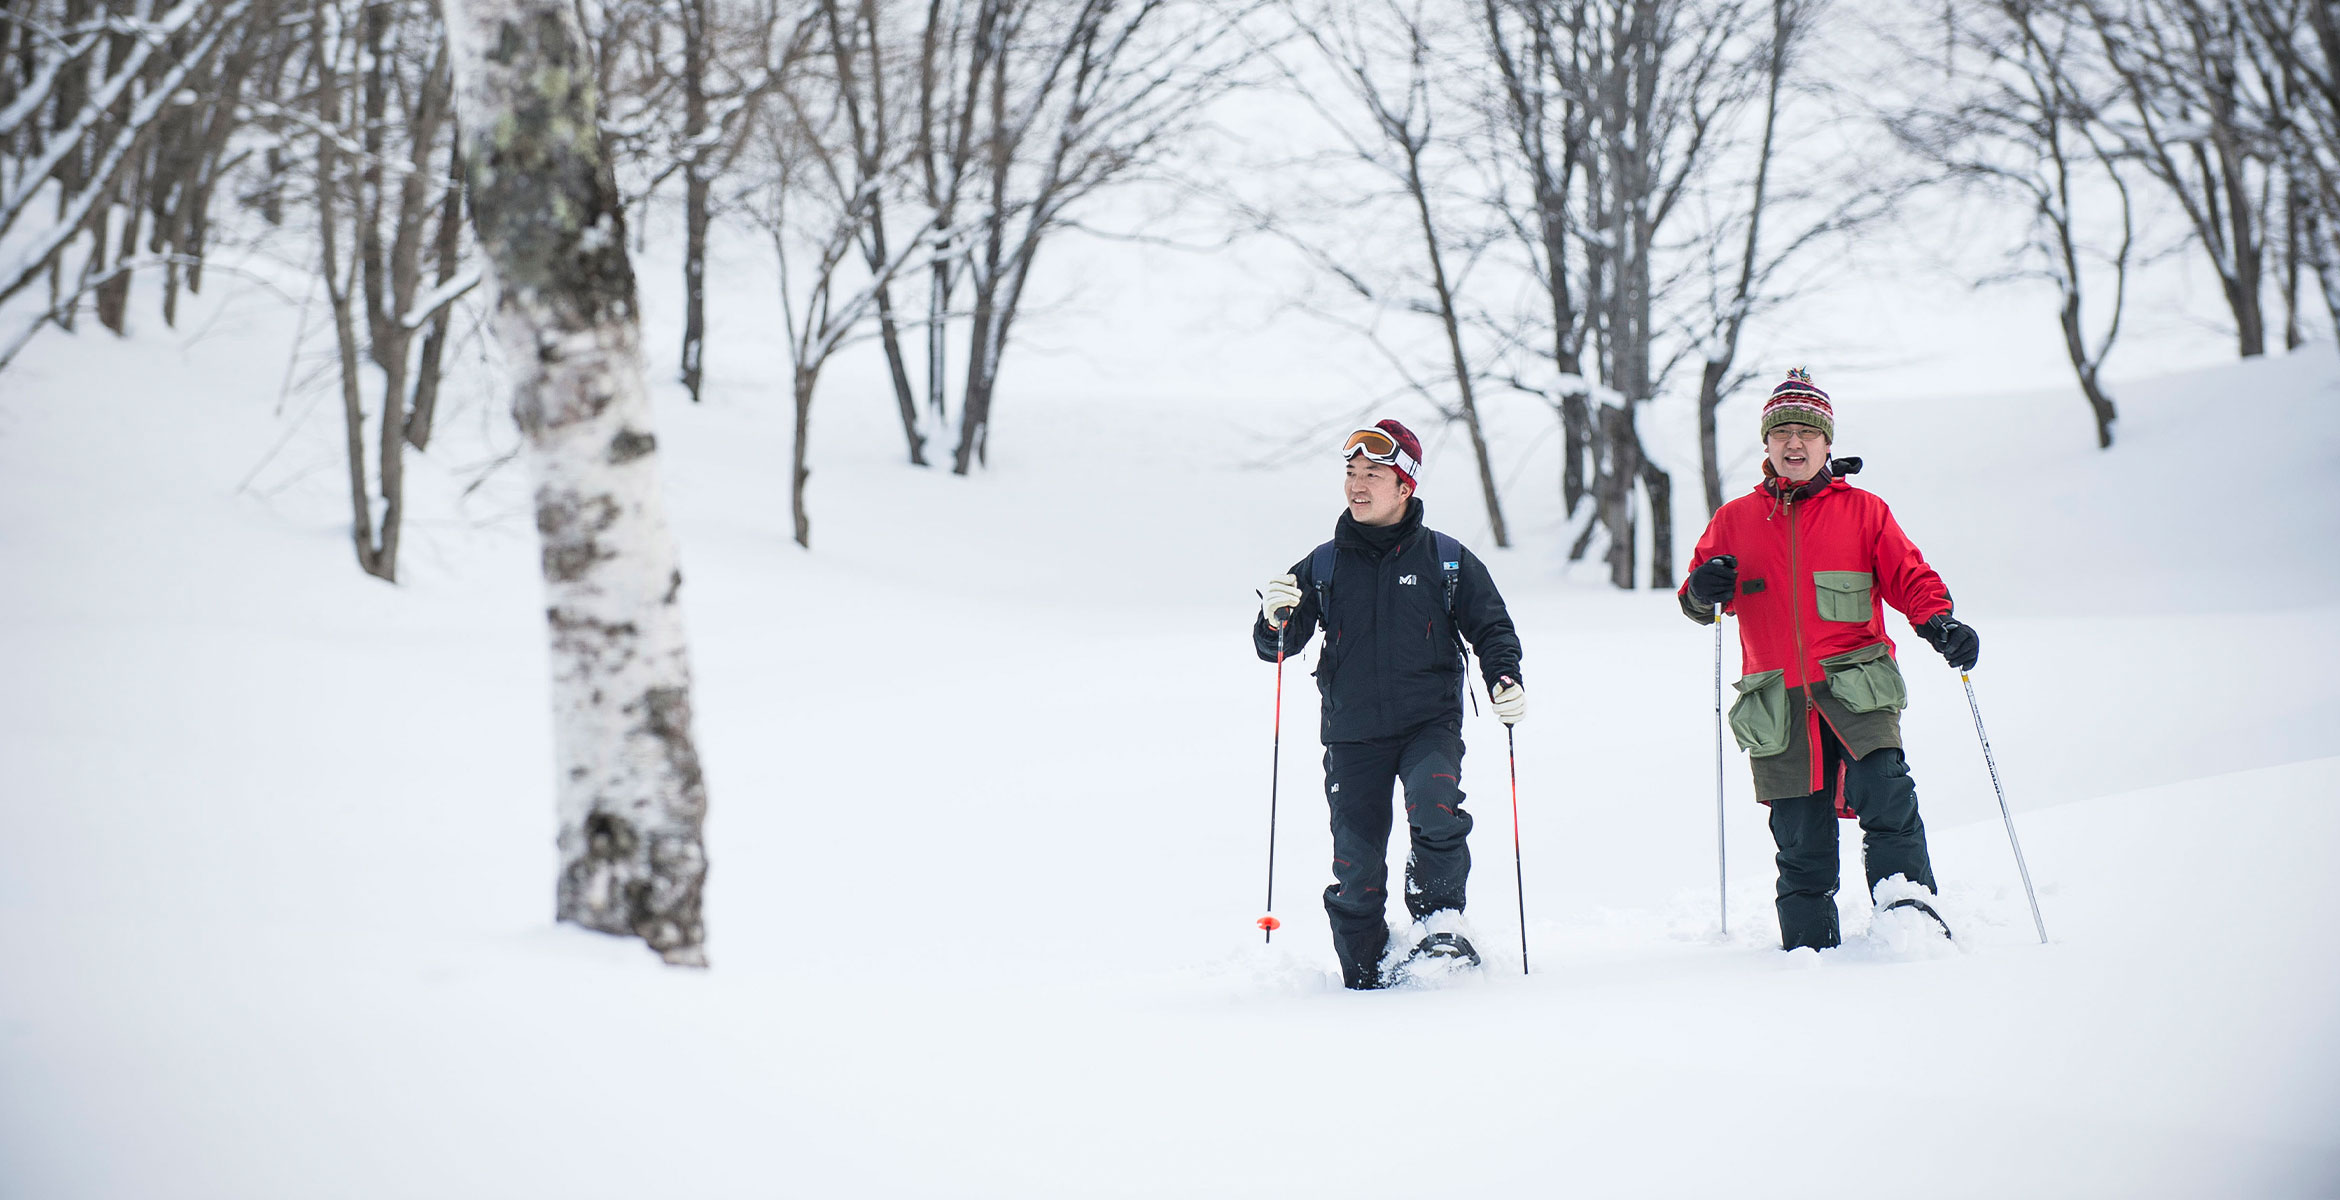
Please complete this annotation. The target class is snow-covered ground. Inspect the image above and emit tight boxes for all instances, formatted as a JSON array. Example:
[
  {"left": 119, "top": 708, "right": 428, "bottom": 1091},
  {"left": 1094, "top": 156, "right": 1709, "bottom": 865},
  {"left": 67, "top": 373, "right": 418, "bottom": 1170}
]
[{"left": 3, "top": 241, "right": 2338, "bottom": 1197}]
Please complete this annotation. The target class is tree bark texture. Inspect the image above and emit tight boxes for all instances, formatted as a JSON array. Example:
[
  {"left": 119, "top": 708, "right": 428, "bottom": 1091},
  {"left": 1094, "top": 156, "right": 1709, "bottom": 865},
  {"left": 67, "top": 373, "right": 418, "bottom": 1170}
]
[{"left": 444, "top": 0, "right": 711, "bottom": 965}]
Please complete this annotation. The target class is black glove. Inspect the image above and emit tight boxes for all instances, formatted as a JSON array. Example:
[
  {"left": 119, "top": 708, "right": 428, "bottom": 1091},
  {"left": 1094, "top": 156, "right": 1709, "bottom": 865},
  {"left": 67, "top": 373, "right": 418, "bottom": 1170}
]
[
  {"left": 1917, "top": 613, "right": 1980, "bottom": 672},
  {"left": 1686, "top": 555, "right": 1738, "bottom": 606}
]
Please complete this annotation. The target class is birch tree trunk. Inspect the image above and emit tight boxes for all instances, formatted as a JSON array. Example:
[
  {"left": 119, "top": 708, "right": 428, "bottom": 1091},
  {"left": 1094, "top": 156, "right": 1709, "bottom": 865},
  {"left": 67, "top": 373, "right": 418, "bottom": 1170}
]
[{"left": 443, "top": 0, "right": 711, "bottom": 966}]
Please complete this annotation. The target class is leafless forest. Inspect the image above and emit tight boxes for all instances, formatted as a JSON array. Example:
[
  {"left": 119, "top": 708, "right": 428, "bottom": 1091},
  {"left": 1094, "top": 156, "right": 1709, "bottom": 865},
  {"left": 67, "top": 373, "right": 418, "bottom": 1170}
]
[
  {"left": 3, "top": 0, "right": 2333, "bottom": 959},
  {"left": 5, "top": 0, "right": 2332, "bottom": 578}
]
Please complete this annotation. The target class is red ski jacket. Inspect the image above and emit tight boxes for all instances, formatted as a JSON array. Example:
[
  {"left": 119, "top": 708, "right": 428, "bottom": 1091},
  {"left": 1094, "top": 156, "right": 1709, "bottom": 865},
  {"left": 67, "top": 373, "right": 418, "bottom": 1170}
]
[{"left": 1681, "top": 473, "right": 1952, "bottom": 689}]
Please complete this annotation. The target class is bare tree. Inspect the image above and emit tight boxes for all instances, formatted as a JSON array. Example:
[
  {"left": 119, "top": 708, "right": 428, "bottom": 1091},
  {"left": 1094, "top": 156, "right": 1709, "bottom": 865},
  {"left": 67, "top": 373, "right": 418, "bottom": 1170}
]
[
  {"left": 444, "top": 0, "right": 712, "bottom": 965},
  {"left": 2081, "top": 0, "right": 2278, "bottom": 358},
  {"left": 0, "top": 0, "right": 254, "bottom": 364},
  {"left": 1891, "top": 0, "right": 2135, "bottom": 448},
  {"left": 591, "top": 0, "right": 812, "bottom": 405},
  {"left": 818, "top": 0, "right": 929, "bottom": 464},
  {"left": 1690, "top": 0, "right": 1792, "bottom": 512},
  {"left": 667, "top": 0, "right": 806, "bottom": 404},
  {"left": 304, "top": 0, "right": 473, "bottom": 581},
  {"left": 913, "top": 0, "right": 991, "bottom": 431},
  {"left": 1688, "top": 0, "right": 1899, "bottom": 511},
  {"left": 1586, "top": 0, "right": 1777, "bottom": 587},
  {"left": 679, "top": 0, "right": 714, "bottom": 400},
  {"left": 2237, "top": 0, "right": 2340, "bottom": 352},
  {"left": 1260, "top": 0, "right": 1793, "bottom": 581},
  {"left": 1481, "top": 0, "right": 1592, "bottom": 513},
  {"left": 1274, "top": 0, "right": 1511, "bottom": 545},
  {"left": 943, "top": 0, "right": 1258, "bottom": 475},
  {"left": 749, "top": 14, "right": 937, "bottom": 545},
  {"left": 1480, "top": 0, "right": 1769, "bottom": 586},
  {"left": 2, "top": 0, "right": 493, "bottom": 584}
]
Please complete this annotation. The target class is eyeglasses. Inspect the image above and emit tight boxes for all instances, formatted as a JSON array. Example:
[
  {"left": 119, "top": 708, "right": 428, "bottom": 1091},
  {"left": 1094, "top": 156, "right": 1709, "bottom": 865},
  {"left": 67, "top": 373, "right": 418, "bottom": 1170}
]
[
  {"left": 1765, "top": 425, "right": 1828, "bottom": 444},
  {"left": 1341, "top": 427, "right": 1420, "bottom": 478}
]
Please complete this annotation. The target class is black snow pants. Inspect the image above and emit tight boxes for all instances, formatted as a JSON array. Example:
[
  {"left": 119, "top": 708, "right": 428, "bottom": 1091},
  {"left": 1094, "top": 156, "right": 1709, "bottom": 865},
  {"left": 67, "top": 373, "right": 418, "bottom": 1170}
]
[
  {"left": 1767, "top": 723, "right": 1936, "bottom": 951},
  {"left": 1322, "top": 718, "right": 1472, "bottom": 988}
]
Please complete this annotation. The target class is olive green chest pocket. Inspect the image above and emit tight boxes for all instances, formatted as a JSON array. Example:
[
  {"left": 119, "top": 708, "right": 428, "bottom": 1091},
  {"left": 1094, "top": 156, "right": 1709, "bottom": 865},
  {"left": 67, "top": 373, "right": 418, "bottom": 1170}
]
[
  {"left": 1819, "top": 641, "right": 1909, "bottom": 714},
  {"left": 1728, "top": 669, "right": 1792, "bottom": 757},
  {"left": 1813, "top": 570, "right": 1874, "bottom": 622}
]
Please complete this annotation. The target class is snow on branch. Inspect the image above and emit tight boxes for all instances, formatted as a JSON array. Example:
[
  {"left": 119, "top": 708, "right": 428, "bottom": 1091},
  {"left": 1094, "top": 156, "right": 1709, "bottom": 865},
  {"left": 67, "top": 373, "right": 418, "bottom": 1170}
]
[{"left": 400, "top": 267, "right": 482, "bottom": 331}]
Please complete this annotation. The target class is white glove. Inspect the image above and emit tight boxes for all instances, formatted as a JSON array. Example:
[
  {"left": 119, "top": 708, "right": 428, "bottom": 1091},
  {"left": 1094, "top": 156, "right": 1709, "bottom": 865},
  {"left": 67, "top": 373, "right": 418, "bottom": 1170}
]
[
  {"left": 1261, "top": 573, "right": 1303, "bottom": 628},
  {"left": 1490, "top": 677, "right": 1526, "bottom": 725}
]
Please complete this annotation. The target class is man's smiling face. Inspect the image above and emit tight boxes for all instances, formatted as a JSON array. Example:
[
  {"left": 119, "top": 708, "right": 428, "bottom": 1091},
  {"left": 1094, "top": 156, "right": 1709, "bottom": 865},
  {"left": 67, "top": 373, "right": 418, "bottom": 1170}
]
[
  {"left": 1344, "top": 455, "right": 1412, "bottom": 525},
  {"left": 1765, "top": 422, "right": 1829, "bottom": 483}
]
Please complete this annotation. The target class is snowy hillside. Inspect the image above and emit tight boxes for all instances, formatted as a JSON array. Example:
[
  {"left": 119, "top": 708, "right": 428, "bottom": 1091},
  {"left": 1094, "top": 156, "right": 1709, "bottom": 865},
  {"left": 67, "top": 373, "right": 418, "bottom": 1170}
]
[{"left": 2, "top": 259, "right": 2337, "bottom": 1197}]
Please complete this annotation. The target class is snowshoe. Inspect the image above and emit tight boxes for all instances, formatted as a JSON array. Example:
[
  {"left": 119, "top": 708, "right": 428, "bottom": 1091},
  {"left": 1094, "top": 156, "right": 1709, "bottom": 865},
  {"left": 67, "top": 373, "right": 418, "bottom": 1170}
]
[
  {"left": 1411, "top": 931, "right": 1483, "bottom": 965},
  {"left": 1880, "top": 896, "right": 1954, "bottom": 941},
  {"left": 1385, "top": 931, "right": 1483, "bottom": 987}
]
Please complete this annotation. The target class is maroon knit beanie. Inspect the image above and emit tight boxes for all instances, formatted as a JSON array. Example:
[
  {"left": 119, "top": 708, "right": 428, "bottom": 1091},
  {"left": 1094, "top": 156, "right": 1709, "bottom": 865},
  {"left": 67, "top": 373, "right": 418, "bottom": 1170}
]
[{"left": 1375, "top": 419, "right": 1422, "bottom": 490}]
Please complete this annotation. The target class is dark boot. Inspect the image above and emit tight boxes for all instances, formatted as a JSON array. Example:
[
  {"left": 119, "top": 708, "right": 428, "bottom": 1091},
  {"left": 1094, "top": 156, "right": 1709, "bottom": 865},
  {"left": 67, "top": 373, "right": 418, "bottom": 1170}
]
[{"left": 1331, "top": 918, "right": 1393, "bottom": 990}]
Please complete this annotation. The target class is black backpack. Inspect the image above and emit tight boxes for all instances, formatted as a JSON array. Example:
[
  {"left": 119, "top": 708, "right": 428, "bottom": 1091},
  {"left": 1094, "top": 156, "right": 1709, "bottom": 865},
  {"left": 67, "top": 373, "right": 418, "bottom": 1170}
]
[{"left": 1308, "top": 531, "right": 1473, "bottom": 707}]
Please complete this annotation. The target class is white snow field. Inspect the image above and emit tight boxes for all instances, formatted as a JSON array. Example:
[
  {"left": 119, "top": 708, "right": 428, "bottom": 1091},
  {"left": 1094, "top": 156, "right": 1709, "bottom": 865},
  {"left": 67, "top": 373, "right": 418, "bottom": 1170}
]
[{"left": 3, "top": 257, "right": 2338, "bottom": 1199}]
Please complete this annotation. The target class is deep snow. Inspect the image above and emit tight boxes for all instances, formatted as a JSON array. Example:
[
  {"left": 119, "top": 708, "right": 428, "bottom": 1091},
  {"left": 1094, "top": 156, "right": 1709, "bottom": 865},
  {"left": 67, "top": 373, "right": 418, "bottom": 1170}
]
[{"left": 2, "top": 228, "right": 2338, "bottom": 1197}]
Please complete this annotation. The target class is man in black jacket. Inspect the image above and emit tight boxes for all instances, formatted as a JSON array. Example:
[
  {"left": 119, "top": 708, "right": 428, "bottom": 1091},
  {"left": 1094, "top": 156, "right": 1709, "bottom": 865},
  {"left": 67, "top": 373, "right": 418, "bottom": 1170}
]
[{"left": 1253, "top": 420, "right": 1525, "bottom": 989}]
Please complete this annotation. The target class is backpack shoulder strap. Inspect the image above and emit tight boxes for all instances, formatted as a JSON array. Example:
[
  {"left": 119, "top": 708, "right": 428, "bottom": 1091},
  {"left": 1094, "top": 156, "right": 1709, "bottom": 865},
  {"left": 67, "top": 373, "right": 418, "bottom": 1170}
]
[
  {"left": 1428, "top": 530, "right": 1471, "bottom": 711},
  {"left": 1431, "top": 531, "right": 1463, "bottom": 620},
  {"left": 1308, "top": 540, "right": 1338, "bottom": 619}
]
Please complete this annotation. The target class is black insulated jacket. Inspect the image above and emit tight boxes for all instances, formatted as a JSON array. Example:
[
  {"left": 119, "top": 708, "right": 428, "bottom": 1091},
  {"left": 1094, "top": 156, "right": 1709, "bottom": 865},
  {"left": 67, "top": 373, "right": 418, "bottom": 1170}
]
[{"left": 1252, "top": 500, "right": 1523, "bottom": 743}]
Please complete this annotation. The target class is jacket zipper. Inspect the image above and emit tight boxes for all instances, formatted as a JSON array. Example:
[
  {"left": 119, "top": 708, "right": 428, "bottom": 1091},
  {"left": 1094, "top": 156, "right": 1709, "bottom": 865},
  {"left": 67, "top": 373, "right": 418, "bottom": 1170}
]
[
  {"left": 1786, "top": 491, "right": 1806, "bottom": 686},
  {"left": 1790, "top": 488, "right": 1852, "bottom": 794},
  {"left": 1785, "top": 491, "right": 1824, "bottom": 790}
]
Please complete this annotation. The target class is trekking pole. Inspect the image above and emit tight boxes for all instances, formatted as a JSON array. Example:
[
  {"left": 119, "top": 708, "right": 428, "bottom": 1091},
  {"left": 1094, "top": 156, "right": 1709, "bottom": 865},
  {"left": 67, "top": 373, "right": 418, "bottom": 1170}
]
[
  {"left": 1713, "top": 619, "right": 1728, "bottom": 937},
  {"left": 1961, "top": 672, "right": 2048, "bottom": 944},
  {"left": 1507, "top": 724, "right": 1528, "bottom": 975},
  {"left": 1259, "top": 620, "right": 1287, "bottom": 943}
]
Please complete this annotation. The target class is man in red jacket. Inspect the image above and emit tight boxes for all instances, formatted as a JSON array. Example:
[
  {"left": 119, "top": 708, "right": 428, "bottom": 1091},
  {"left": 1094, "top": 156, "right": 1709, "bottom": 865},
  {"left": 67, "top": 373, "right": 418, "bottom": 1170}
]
[{"left": 1678, "top": 369, "right": 1980, "bottom": 949}]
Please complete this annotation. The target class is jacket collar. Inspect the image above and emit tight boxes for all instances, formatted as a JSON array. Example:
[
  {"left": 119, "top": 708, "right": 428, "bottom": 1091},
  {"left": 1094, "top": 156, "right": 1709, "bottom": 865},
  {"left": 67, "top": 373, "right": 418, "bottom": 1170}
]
[
  {"left": 1760, "top": 462, "right": 1843, "bottom": 505},
  {"left": 1334, "top": 497, "right": 1424, "bottom": 556}
]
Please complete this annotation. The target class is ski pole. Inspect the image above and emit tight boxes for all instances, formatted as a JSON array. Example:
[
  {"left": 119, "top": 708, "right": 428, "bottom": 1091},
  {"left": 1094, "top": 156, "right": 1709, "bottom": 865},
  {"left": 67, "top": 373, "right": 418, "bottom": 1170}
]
[
  {"left": 1961, "top": 672, "right": 2048, "bottom": 944},
  {"left": 1507, "top": 724, "right": 1528, "bottom": 975},
  {"left": 1259, "top": 620, "right": 1287, "bottom": 943},
  {"left": 1713, "top": 619, "right": 1728, "bottom": 937}
]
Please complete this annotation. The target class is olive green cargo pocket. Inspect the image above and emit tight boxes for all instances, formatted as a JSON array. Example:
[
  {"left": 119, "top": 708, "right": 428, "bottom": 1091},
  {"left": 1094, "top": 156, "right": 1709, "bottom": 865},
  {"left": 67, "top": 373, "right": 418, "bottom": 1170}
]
[
  {"left": 1728, "top": 670, "right": 1791, "bottom": 757},
  {"left": 1813, "top": 570, "right": 1874, "bottom": 622},
  {"left": 1819, "top": 641, "right": 1909, "bottom": 714}
]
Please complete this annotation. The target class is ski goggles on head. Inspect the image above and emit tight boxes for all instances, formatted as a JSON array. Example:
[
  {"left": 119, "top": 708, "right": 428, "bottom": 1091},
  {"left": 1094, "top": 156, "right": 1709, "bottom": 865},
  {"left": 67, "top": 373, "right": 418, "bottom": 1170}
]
[{"left": 1340, "top": 427, "right": 1419, "bottom": 478}]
